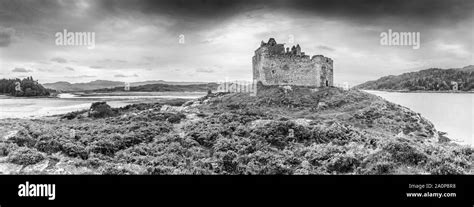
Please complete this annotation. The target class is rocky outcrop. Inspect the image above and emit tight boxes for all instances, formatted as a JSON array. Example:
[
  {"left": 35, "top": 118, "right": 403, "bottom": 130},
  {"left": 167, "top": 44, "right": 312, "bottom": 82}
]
[
  {"left": 88, "top": 102, "right": 117, "bottom": 118},
  {"left": 160, "top": 104, "right": 200, "bottom": 114}
]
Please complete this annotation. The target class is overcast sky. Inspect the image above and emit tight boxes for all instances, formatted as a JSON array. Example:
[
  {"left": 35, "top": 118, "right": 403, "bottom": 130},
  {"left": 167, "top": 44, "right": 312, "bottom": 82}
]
[{"left": 0, "top": 0, "right": 473, "bottom": 85}]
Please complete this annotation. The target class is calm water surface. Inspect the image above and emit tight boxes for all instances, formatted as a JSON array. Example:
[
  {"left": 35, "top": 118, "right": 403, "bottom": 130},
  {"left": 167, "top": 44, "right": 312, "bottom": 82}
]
[
  {"left": 365, "top": 90, "right": 473, "bottom": 146},
  {"left": 0, "top": 92, "right": 206, "bottom": 119}
]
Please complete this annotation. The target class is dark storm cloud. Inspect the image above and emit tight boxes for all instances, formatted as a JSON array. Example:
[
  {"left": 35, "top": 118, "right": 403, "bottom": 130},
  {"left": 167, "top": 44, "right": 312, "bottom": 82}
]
[
  {"left": 98, "top": 0, "right": 473, "bottom": 24},
  {"left": 279, "top": 0, "right": 473, "bottom": 23},
  {"left": 1, "top": 0, "right": 472, "bottom": 83},
  {"left": 0, "top": 0, "right": 95, "bottom": 28},
  {"left": 97, "top": 0, "right": 254, "bottom": 20},
  {"left": 1, "top": 0, "right": 472, "bottom": 35}
]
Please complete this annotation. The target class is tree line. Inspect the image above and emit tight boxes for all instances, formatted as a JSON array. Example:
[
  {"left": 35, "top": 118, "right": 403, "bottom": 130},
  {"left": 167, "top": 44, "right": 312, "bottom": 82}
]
[{"left": 0, "top": 77, "right": 52, "bottom": 96}]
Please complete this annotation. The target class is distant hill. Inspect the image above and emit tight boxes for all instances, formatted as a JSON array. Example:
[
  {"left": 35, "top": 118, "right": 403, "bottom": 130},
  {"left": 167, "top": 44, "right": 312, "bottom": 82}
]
[
  {"left": 44, "top": 80, "right": 211, "bottom": 92},
  {"left": 44, "top": 80, "right": 124, "bottom": 92},
  {"left": 356, "top": 65, "right": 474, "bottom": 91},
  {"left": 130, "top": 80, "right": 209, "bottom": 86},
  {"left": 90, "top": 82, "right": 219, "bottom": 93}
]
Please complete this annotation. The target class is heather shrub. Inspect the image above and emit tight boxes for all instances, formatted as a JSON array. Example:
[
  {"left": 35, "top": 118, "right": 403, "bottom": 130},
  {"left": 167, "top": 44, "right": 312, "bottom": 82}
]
[
  {"left": 427, "top": 159, "right": 466, "bottom": 175},
  {"left": 34, "top": 137, "right": 62, "bottom": 154},
  {"left": 382, "top": 138, "right": 427, "bottom": 165},
  {"left": 185, "top": 121, "right": 225, "bottom": 148},
  {"left": 61, "top": 142, "right": 88, "bottom": 159},
  {"left": 0, "top": 142, "right": 19, "bottom": 156},
  {"left": 216, "top": 150, "right": 239, "bottom": 174},
  {"left": 360, "top": 161, "right": 395, "bottom": 175},
  {"left": 326, "top": 153, "right": 360, "bottom": 173},
  {"left": 9, "top": 129, "right": 36, "bottom": 148},
  {"left": 166, "top": 113, "right": 186, "bottom": 123},
  {"left": 8, "top": 147, "right": 45, "bottom": 165},
  {"left": 252, "top": 121, "right": 293, "bottom": 148}
]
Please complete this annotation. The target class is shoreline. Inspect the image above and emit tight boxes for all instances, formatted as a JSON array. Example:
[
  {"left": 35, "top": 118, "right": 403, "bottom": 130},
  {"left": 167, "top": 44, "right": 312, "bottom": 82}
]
[
  {"left": 72, "top": 91, "right": 207, "bottom": 97},
  {"left": 0, "top": 94, "right": 58, "bottom": 99},
  {"left": 362, "top": 90, "right": 473, "bottom": 147},
  {"left": 360, "top": 89, "right": 474, "bottom": 94},
  {"left": 0, "top": 96, "right": 197, "bottom": 120}
]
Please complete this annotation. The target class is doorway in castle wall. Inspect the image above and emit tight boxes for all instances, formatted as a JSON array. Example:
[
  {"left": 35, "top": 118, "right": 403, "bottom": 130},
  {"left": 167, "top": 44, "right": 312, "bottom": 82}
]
[{"left": 325, "top": 80, "right": 329, "bottom": 87}]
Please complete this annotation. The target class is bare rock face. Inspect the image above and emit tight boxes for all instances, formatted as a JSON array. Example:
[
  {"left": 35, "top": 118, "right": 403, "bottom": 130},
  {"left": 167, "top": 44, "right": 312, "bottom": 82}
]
[
  {"left": 248, "top": 118, "right": 313, "bottom": 130},
  {"left": 281, "top": 85, "right": 293, "bottom": 93},
  {"left": 0, "top": 162, "right": 23, "bottom": 174},
  {"left": 293, "top": 118, "right": 313, "bottom": 127},
  {"left": 23, "top": 154, "right": 97, "bottom": 175},
  {"left": 21, "top": 159, "right": 50, "bottom": 174},
  {"left": 248, "top": 119, "right": 273, "bottom": 129},
  {"left": 3, "top": 130, "right": 18, "bottom": 141},
  {"left": 160, "top": 104, "right": 200, "bottom": 114},
  {"left": 45, "top": 159, "right": 95, "bottom": 175},
  {"left": 317, "top": 102, "right": 328, "bottom": 110}
]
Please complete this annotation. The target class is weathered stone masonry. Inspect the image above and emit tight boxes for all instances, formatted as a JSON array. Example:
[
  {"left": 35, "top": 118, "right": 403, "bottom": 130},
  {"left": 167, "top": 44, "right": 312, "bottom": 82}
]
[{"left": 252, "top": 38, "right": 333, "bottom": 87}]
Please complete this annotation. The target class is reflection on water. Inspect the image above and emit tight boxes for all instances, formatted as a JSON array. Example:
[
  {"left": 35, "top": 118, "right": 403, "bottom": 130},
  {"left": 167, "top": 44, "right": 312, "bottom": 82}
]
[
  {"left": 364, "top": 90, "right": 473, "bottom": 146},
  {"left": 0, "top": 92, "right": 206, "bottom": 119}
]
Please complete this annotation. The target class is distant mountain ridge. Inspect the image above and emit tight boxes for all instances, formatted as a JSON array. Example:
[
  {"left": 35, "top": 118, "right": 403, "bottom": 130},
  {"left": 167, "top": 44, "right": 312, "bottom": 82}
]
[
  {"left": 356, "top": 65, "right": 474, "bottom": 91},
  {"left": 91, "top": 82, "right": 219, "bottom": 93},
  {"left": 44, "top": 80, "right": 211, "bottom": 91}
]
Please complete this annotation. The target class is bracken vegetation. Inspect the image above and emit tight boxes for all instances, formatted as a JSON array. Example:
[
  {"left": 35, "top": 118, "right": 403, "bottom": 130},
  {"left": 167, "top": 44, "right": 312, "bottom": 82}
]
[{"left": 0, "top": 86, "right": 472, "bottom": 174}]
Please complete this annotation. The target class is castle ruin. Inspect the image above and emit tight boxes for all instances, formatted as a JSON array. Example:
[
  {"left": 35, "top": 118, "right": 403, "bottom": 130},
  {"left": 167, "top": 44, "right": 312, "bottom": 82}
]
[{"left": 252, "top": 38, "right": 333, "bottom": 87}]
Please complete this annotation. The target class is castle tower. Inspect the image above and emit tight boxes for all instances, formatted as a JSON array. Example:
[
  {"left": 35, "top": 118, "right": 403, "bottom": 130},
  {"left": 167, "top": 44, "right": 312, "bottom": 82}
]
[{"left": 268, "top": 38, "right": 277, "bottom": 46}]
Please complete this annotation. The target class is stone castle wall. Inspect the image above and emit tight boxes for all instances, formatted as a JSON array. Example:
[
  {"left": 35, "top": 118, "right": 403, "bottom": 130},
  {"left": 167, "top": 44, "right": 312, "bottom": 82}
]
[{"left": 252, "top": 38, "right": 333, "bottom": 87}]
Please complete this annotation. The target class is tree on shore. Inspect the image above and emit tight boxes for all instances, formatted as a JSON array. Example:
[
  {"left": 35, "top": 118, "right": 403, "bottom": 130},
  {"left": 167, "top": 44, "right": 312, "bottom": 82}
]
[{"left": 0, "top": 77, "right": 51, "bottom": 97}]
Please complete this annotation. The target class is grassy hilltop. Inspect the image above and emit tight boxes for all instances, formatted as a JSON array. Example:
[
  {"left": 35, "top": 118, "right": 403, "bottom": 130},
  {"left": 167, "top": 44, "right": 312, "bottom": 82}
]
[{"left": 0, "top": 86, "right": 472, "bottom": 174}]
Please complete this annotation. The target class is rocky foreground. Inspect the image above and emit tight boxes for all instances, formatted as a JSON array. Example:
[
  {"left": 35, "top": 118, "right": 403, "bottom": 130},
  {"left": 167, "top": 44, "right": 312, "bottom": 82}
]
[{"left": 0, "top": 86, "right": 472, "bottom": 174}]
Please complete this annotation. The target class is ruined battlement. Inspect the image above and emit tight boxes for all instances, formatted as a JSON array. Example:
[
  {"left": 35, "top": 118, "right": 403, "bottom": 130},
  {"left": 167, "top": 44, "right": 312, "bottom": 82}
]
[{"left": 252, "top": 38, "right": 334, "bottom": 87}]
